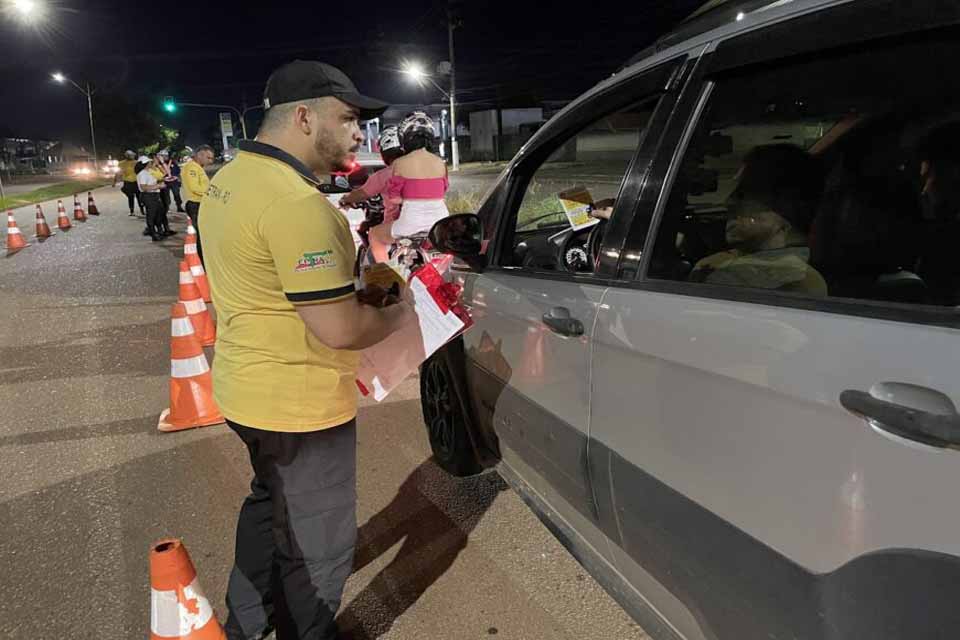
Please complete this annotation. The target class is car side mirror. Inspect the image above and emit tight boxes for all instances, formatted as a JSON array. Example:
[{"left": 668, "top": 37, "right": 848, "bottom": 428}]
[{"left": 429, "top": 213, "right": 487, "bottom": 271}]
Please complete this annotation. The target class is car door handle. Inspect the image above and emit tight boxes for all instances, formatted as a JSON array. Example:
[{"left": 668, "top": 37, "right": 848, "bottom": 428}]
[
  {"left": 839, "top": 389, "right": 960, "bottom": 448},
  {"left": 542, "top": 306, "right": 585, "bottom": 337}
]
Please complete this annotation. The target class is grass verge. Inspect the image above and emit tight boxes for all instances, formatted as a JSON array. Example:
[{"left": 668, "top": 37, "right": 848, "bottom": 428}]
[{"left": 0, "top": 180, "right": 111, "bottom": 210}]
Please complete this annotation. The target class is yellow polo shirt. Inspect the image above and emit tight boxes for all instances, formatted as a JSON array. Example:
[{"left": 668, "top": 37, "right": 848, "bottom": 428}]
[
  {"left": 119, "top": 159, "right": 137, "bottom": 182},
  {"left": 181, "top": 159, "right": 210, "bottom": 203},
  {"left": 199, "top": 140, "right": 359, "bottom": 431}
]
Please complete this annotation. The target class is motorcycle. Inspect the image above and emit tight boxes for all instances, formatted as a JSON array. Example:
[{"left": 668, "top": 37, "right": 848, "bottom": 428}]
[{"left": 349, "top": 195, "right": 437, "bottom": 285}]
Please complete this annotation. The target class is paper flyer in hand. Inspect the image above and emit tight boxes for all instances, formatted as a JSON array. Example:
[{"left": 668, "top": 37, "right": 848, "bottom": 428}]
[
  {"left": 558, "top": 185, "right": 601, "bottom": 231},
  {"left": 356, "top": 262, "right": 474, "bottom": 402}
]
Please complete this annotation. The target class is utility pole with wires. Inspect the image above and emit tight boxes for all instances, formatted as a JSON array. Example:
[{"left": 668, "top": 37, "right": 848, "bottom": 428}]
[{"left": 447, "top": 0, "right": 461, "bottom": 171}]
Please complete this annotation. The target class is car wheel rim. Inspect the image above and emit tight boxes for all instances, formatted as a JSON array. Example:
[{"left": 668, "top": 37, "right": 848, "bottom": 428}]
[{"left": 424, "top": 361, "right": 455, "bottom": 458}]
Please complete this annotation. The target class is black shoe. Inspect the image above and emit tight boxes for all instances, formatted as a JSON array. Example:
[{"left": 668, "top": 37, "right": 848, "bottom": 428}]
[
  {"left": 151, "top": 234, "right": 162, "bottom": 242},
  {"left": 164, "top": 229, "right": 176, "bottom": 236},
  {"left": 142, "top": 228, "right": 151, "bottom": 236}
]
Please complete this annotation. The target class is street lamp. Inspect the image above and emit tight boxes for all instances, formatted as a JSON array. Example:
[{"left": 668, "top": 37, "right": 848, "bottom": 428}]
[
  {"left": 401, "top": 61, "right": 460, "bottom": 170},
  {"left": 10, "top": 0, "right": 43, "bottom": 23},
  {"left": 403, "top": 62, "right": 428, "bottom": 84},
  {"left": 51, "top": 71, "right": 98, "bottom": 172}
]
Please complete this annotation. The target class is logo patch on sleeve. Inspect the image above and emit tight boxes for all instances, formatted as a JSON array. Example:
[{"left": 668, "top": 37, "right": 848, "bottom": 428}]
[{"left": 295, "top": 250, "right": 337, "bottom": 272}]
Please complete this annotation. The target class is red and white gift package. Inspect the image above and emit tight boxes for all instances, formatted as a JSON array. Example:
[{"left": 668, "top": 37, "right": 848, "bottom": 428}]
[{"left": 356, "top": 260, "right": 474, "bottom": 401}]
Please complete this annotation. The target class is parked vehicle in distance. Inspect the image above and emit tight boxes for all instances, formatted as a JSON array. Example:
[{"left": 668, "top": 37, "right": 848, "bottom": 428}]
[
  {"left": 70, "top": 162, "right": 95, "bottom": 177},
  {"left": 422, "top": 1, "right": 960, "bottom": 638}
]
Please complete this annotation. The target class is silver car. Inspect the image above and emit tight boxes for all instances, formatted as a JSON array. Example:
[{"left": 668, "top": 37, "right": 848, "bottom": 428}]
[{"left": 422, "top": 1, "right": 960, "bottom": 638}]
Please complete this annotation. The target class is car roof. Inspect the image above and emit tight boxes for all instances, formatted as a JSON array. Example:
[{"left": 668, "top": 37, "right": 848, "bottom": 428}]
[
  {"left": 529, "top": 0, "right": 845, "bottom": 150},
  {"left": 622, "top": 0, "right": 795, "bottom": 68}
]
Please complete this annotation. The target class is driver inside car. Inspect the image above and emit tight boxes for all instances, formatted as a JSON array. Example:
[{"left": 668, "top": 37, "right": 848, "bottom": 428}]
[{"left": 688, "top": 144, "right": 828, "bottom": 296}]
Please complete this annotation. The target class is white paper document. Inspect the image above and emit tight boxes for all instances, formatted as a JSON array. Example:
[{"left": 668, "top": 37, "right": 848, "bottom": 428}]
[{"left": 356, "top": 276, "right": 466, "bottom": 402}]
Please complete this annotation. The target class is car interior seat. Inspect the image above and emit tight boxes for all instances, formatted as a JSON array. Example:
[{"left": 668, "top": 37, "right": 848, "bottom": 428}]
[{"left": 809, "top": 145, "right": 923, "bottom": 303}]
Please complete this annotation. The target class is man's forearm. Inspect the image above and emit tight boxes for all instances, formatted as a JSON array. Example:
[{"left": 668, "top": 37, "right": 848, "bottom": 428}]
[
  {"left": 344, "top": 301, "right": 411, "bottom": 350},
  {"left": 298, "top": 292, "right": 416, "bottom": 351}
]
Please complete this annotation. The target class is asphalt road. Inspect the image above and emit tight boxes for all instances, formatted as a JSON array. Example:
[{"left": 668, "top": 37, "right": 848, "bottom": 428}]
[{"left": 0, "top": 186, "right": 648, "bottom": 639}]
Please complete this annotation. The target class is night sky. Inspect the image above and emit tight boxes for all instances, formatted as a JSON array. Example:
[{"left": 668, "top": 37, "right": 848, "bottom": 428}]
[{"left": 0, "top": 0, "right": 703, "bottom": 146}]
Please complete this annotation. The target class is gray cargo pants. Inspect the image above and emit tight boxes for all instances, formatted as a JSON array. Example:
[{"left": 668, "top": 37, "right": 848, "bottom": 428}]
[{"left": 224, "top": 419, "right": 357, "bottom": 640}]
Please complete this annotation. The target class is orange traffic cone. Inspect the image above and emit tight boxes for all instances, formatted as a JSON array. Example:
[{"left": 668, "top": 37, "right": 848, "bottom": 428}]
[
  {"left": 6, "top": 210, "right": 30, "bottom": 253},
  {"left": 56, "top": 200, "right": 72, "bottom": 231},
  {"left": 87, "top": 191, "right": 100, "bottom": 216},
  {"left": 158, "top": 302, "right": 223, "bottom": 432},
  {"left": 149, "top": 538, "right": 226, "bottom": 640},
  {"left": 178, "top": 261, "right": 216, "bottom": 347},
  {"left": 34, "top": 204, "right": 55, "bottom": 240},
  {"left": 73, "top": 196, "right": 87, "bottom": 222},
  {"left": 184, "top": 241, "right": 211, "bottom": 303},
  {"left": 184, "top": 223, "right": 197, "bottom": 247}
]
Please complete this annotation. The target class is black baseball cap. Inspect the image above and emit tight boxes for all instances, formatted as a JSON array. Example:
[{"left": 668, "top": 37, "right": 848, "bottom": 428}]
[{"left": 263, "top": 60, "right": 388, "bottom": 119}]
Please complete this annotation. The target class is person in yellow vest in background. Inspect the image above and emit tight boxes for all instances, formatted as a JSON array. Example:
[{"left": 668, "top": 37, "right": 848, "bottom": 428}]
[
  {"left": 119, "top": 150, "right": 145, "bottom": 217},
  {"left": 182, "top": 145, "right": 215, "bottom": 266}
]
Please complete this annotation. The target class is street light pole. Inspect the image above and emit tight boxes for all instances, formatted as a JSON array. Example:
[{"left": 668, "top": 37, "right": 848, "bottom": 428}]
[
  {"left": 447, "top": 6, "right": 460, "bottom": 171},
  {"left": 85, "top": 83, "right": 98, "bottom": 170},
  {"left": 52, "top": 74, "right": 98, "bottom": 169}
]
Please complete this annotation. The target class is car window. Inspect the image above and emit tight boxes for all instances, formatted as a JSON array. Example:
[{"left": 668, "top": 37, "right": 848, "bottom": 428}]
[
  {"left": 500, "top": 99, "right": 660, "bottom": 273},
  {"left": 648, "top": 31, "right": 960, "bottom": 309}
]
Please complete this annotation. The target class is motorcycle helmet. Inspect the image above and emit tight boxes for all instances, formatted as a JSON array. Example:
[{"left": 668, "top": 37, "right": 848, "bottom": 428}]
[
  {"left": 399, "top": 111, "right": 437, "bottom": 152},
  {"left": 378, "top": 125, "right": 404, "bottom": 165},
  {"left": 379, "top": 126, "right": 402, "bottom": 153}
]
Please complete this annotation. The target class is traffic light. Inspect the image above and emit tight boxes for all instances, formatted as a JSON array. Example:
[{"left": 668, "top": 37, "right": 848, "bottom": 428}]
[{"left": 162, "top": 97, "right": 177, "bottom": 113}]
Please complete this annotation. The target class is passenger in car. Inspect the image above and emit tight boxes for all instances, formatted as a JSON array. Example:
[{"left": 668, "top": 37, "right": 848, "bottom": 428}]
[
  {"left": 689, "top": 144, "right": 828, "bottom": 295},
  {"left": 914, "top": 122, "right": 960, "bottom": 305}
]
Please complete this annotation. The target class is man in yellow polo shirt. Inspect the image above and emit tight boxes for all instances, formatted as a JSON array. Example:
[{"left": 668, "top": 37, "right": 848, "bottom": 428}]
[
  {"left": 201, "top": 60, "right": 415, "bottom": 640},
  {"left": 181, "top": 144, "right": 214, "bottom": 265},
  {"left": 118, "top": 150, "right": 144, "bottom": 216}
]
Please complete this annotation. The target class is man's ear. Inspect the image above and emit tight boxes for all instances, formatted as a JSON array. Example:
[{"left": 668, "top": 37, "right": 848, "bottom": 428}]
[{"left": 295, "top": 104, "right": 313, "bottom": 135}]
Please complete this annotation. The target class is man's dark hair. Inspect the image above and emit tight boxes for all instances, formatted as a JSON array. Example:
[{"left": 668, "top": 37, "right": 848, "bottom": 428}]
[
  {"left": 381, "top": 146, "right": 405, "bottom": 165},
  {"left": 195, "top": 144, "right": 214, "bottom": 155},
  {"left": 734, "top": 144, "right": 825, "bottom": 233},
  {"left": 401, "top": 130, "right": 435, "bottom": 153}
]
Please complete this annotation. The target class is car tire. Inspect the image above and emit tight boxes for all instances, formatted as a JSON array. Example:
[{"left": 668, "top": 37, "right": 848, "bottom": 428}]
[{"left": 420, "top": 355, "right": 482, "bottom": 477}]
